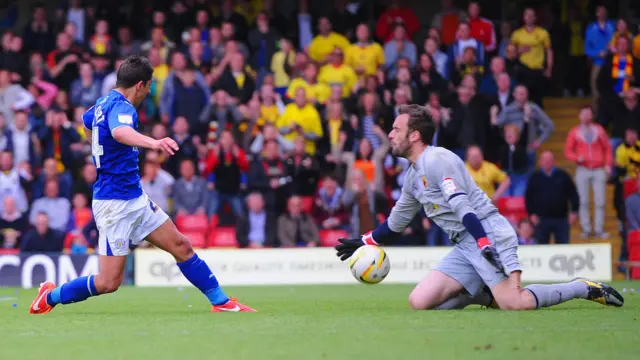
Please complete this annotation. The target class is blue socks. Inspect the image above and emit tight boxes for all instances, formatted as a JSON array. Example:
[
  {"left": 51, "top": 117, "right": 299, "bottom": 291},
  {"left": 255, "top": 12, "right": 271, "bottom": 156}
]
[
  {"left": 177, "top": 254, "right": 229, "bottom": 306},
  {"left": 47, "top": 275, "right": 99, "bottom": 306},
  {"left": 45, "top": 255, "right": 228, "bottom": 307}
]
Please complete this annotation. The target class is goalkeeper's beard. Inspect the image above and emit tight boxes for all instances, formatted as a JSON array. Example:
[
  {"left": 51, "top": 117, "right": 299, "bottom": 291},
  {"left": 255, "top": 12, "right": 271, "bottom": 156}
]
[{"left": 391, "top": 139, "right": 411, "bottom": 158}]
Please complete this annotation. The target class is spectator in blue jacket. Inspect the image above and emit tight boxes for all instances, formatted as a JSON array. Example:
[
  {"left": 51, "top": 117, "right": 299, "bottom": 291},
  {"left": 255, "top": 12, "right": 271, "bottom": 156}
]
[{"left": 585, "top": 6, "right": 615, "bottom": 112}]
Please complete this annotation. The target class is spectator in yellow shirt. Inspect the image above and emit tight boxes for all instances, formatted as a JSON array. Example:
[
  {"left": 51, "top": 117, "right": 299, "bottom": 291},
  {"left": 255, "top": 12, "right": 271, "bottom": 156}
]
[
  {"left": 465, "top": 145, "right": 511, "bottom": 202},
  {"left": 318, "top": 48, "right": 357, "bottom": 98},
  {"left": 149, "top": 48, "right": 170, "bottom": 105},
  {"left": 510, "top": 8, "right": 553, "bottom": 106},
  {"left": 286, "top": 63, "right": 331, "bottom": 104},
  {"left": 308, "top": 17, "right": 351, "bottom": 64},
  {"left": 615, "top": 128, "right": 640, "bottom": 180},
  {"left": 346, "top": 24, "right": 385, "bottom": 81},
  {"left": 270, "top": 37, "right": 296, "bottom": 97},
  {"left": 276, "top": 88, "right": 323, "bottom": 155}
]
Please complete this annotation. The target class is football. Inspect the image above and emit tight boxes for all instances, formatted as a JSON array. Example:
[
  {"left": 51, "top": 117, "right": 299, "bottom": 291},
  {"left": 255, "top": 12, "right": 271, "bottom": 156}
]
[{"left": 348, "top": 245, "right": 390, "bottom": 284}]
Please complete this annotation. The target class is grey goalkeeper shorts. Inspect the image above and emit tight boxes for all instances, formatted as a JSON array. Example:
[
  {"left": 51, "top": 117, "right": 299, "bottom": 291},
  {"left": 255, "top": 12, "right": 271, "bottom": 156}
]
[{"left": 434, "top": 213, "right": 521, "bottom": 296}]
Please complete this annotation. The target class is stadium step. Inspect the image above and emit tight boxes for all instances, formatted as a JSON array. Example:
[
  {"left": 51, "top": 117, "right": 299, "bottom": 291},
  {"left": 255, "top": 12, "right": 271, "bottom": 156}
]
[{"left": 540, "top": 98, "right": 622, "bottom": 279}]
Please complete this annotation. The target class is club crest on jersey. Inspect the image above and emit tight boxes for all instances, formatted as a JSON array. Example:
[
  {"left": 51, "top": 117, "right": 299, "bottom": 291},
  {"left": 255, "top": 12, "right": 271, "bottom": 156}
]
[
  {"left": 421, "top": 176, "right": 428, "bottom": 188},
  {"left": 118, "top": 114, "right": 133, "bottom": 124},
  {"left": 441, "top": 177, "right": 457, "bottom": 197}
]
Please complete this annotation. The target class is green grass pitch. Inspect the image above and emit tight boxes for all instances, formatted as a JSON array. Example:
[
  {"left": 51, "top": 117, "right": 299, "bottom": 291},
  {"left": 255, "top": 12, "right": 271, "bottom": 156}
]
[{"left": 1, "top": 282, "right": 639, "bottom": 360}]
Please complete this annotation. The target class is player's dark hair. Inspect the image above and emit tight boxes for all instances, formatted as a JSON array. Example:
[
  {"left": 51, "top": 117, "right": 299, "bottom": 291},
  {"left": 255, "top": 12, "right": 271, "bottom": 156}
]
[
  {"left": 399, "top": 104, "right": 436, "bottom": 146},
  {"left": 580, "top": 104, "right": 593, "bottom": 112},
  {"left": 115, "top": 55, "right": 154, "bottom": 89}
]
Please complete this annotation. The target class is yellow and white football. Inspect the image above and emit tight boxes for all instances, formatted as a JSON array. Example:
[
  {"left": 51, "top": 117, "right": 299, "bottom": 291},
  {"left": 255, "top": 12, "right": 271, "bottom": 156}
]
[{"left": 348, "top": 245, "right": 390, "bottom": 284}]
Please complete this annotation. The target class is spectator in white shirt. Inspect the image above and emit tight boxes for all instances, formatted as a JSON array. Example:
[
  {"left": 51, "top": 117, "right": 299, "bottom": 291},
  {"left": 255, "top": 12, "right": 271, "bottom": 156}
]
[
  {"left": 29, "top": 179, "right": 71, "bottom": 232},
  {"left": 101, "top": 58, "right": 124, "bottom": 97},
  {"left": 141, "top": 151, "right": 175, "bottom": 213}
]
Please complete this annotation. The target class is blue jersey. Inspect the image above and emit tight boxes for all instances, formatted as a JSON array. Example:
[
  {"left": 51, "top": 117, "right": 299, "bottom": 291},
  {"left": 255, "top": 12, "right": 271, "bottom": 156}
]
[{"left": 82, "top": 90, "right": 143, "bottom": 201}]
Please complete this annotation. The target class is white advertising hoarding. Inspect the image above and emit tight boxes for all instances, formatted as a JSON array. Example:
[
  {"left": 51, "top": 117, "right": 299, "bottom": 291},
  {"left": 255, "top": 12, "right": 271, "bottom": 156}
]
[{"left": 134, "top": 243, "right": 612, "bottom": 286}]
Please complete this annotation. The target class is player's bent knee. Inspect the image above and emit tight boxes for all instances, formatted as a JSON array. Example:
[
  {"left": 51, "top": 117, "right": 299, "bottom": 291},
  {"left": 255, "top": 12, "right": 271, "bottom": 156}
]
[
  {"left": 94, "top": 274, "right": 122, "bottom": 294},
  {"left": 172, "top": 233, "right": 194, "bottom": 263}
]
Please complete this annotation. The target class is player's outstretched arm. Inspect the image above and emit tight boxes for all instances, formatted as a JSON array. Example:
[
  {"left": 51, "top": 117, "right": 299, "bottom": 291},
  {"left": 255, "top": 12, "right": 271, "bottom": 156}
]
[
  {"left": 335, "top": 221, "right": 402, "bottom": 261},
  {"left": 112, "top": 126, "right": 179, "bottom": 155},
  {"left": 335, "top": 180, "right": 420, "bottom": 261}
]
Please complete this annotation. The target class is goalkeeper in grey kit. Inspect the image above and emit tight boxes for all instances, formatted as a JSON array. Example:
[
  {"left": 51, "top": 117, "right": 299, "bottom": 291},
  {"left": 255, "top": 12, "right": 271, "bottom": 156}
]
[{"left": 336, "top": 104, "right": 624, "bottom": 310}]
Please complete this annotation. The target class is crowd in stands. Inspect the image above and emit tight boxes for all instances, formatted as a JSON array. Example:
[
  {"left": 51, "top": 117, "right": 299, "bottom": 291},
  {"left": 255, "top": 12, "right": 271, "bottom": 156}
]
[{"left": 0, "top": 0, "right": 637, "bottom": 267}]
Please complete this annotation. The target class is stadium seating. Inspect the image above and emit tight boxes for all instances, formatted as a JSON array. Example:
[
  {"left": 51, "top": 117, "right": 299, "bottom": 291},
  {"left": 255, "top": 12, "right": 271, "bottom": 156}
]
[
  {"left": 175, "top": 214, "right": 209, "bottom": 233},
  {"left": 209, "top": 215, "right": 220, "bottom": 229},
  {"left": 208, "top": 227, "right": 239, "bottom": 248},
  {"left": 183, "top": 231, "right": 207, "bottom": 248},
  {"left": 627, "top": 230, "right": 640, "bottom": 279},
  {"left": 497, "top": 196, "right": 528, "bottom": 226},
  {"left": 319, "top": 229, "right": 349, "bottom": 247},
  {"left": 623, "top": 178, "right": 638, "bottom": 200},
  {"left": 301, "top": 196, "right": 314, "bottom": 214},
  {"left": 628, "top": 230, "right": 640, "bottom": 252}
]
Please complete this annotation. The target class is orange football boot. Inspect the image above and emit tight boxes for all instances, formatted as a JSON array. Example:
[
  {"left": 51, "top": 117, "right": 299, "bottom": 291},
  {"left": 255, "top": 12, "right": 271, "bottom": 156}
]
[
  {"left": 211, "top": 297, "right": 257, "bottom": 312},
  {"left": 29, "top": 282, "right": 56, "bottom": 314}
]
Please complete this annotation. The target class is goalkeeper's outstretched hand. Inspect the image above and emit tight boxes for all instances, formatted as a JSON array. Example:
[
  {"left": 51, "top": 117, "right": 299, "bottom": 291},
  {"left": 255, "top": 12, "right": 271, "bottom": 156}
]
[{"left": 335, "top": 238, "right": 366, "bottom": 261}]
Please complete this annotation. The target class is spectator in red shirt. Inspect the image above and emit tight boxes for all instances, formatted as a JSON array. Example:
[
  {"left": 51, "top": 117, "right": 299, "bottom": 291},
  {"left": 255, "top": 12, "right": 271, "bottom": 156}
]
[
  {"left": 564, "top": 105, "right": 612, "bottom": 239},
  {"left": 431, "top": 0, "right": 467, "bottom": 46},
  {"left": 204, "top": 129, "right": 249, "bottom": 219},
  {"left": 467, "top": 2, "right": 496, "bottom": 52},
  {"left": 375, "top": 0, "right": 420, "bottom": 42}
]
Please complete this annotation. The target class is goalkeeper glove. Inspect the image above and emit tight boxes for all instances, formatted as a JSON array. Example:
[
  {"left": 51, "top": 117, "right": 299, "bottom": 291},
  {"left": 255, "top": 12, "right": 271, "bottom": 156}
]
[
  {"left": 335, "top": 231, "right": 377, "bottom": 261},
  {"left": 477, "top": 237, "right": 504, "bottom": 273}
]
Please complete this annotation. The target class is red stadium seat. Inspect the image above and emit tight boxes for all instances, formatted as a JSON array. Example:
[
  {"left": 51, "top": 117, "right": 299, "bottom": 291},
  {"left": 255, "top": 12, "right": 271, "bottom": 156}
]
[
  {"left": 209, "top": 215, "right": 219, "bottom": 230},
  {"left": 319, "top": 229, "right": 349, "bottom": 247},
  {"left": 498, "top": 196, "right": 526, "bottom": 213},
  {"left": 301, "top": 196, "right": 314, "bottom": 214},
  {"left": 175, "top": 214, "right": 209, "bottom": 232},
  {"left": 629, "top": 248, "right": 640, "bottom": 280},
  {"left": 623, "top": 178, "right": 638, "bottom": 200},
  {"left": 628, "top": 230, "right": 640, "bottom": 252},
  {"left": 183, "top": 231, "right": 207, "bottom": 248},
  {"left": 208, "top": 227, "right": 239, "bottom": 248}
]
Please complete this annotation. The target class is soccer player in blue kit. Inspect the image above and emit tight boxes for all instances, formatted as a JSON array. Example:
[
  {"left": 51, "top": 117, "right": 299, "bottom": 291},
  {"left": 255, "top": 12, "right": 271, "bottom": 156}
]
[{"left": 30, "top": 55, "right": 256, "bottom": 314}]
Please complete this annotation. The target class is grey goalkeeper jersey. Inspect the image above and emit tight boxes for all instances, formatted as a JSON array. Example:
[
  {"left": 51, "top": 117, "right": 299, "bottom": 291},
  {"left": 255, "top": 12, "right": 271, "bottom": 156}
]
[{"left": 387, "top": 146, "right": 498, "bottom": 241}]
